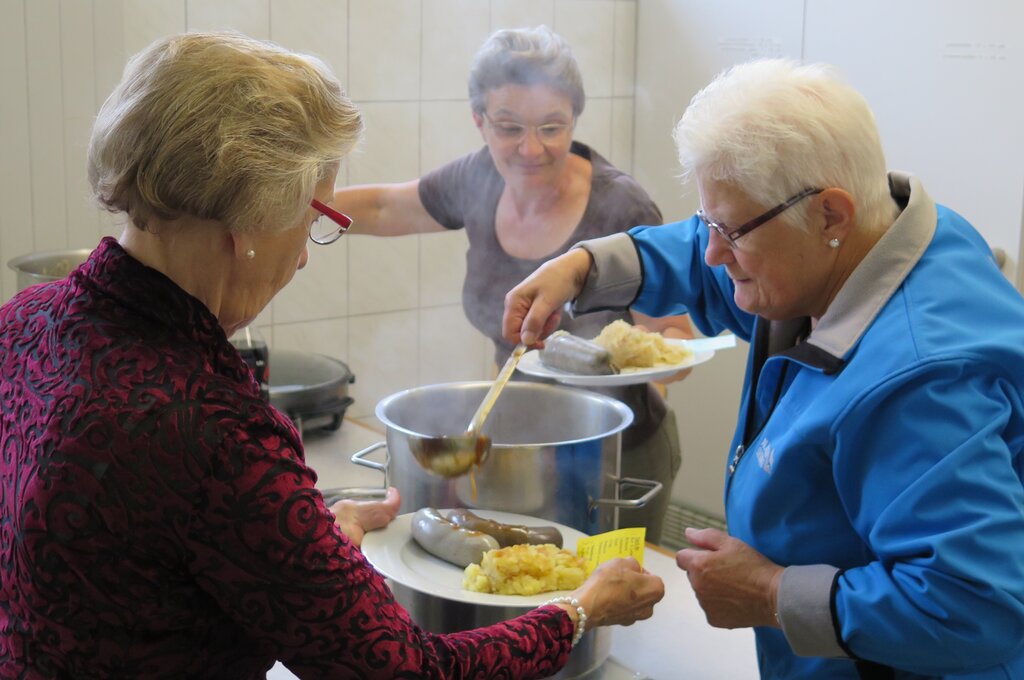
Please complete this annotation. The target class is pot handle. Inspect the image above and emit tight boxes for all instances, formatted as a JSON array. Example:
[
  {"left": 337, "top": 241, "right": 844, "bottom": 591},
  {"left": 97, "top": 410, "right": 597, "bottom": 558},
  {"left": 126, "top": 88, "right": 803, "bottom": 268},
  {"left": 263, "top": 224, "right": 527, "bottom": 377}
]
[
  {"left": 320, "top": 441, "right": 390, "bottom": 503},
  {"left": 592, "top": 477, "right": 663, "bottom": 509}
]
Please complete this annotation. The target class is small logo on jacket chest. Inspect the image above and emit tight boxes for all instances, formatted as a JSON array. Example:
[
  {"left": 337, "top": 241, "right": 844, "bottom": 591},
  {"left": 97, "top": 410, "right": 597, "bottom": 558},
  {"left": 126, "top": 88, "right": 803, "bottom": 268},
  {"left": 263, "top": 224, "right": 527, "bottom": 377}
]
[{"left": 756, "top": 438, "right": 775, "bottom": 473}]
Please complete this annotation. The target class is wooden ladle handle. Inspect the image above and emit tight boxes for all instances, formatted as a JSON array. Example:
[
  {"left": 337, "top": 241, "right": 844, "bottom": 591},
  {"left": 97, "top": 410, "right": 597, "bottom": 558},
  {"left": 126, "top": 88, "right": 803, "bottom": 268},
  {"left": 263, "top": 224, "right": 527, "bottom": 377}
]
[{"left": 466, "top": 343, "right": 527, "bottom": 435}]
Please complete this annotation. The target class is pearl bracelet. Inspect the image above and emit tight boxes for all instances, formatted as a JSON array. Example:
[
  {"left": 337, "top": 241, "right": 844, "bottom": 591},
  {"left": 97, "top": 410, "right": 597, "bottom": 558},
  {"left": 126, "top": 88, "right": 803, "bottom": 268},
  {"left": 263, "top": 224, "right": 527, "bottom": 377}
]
[{"left": 543, "top": 596, "right": 588, "bottom": 647}]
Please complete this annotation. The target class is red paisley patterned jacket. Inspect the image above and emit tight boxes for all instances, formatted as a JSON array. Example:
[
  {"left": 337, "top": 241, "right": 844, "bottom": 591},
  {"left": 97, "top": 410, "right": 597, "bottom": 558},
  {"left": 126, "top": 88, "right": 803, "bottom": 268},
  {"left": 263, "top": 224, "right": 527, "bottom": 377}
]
[{"left": 0, "top": 238, "right": 572, "bottom": 679}]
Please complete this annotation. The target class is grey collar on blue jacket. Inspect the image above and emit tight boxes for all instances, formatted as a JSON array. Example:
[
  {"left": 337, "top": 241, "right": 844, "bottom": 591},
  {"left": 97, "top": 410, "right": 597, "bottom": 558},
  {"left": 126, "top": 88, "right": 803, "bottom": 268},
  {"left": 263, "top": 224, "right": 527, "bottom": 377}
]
[{"left": 770, "top": 172, "right": 938, "bottom": 374}]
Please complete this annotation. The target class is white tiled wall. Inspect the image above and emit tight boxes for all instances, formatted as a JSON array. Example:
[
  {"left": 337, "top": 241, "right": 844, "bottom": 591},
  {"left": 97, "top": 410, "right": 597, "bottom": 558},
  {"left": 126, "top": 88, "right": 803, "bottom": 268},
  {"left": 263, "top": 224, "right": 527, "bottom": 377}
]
[{"left": 0, "top": 0, "right": 643, "bottom": 422}]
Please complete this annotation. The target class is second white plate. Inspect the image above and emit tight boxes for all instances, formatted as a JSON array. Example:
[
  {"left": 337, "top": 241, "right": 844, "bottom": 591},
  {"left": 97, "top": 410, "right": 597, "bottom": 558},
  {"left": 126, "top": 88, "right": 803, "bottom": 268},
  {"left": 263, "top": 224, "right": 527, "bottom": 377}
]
[{"left": 517, "top": 338, "right": 715, "bottom": 386}]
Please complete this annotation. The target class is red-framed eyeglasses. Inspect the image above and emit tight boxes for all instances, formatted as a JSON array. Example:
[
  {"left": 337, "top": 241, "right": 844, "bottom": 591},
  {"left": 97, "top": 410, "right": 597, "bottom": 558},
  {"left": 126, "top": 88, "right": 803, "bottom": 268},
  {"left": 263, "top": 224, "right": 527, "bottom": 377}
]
[{"left": 310, "top": 199, "right": 353, "bottom": 245}]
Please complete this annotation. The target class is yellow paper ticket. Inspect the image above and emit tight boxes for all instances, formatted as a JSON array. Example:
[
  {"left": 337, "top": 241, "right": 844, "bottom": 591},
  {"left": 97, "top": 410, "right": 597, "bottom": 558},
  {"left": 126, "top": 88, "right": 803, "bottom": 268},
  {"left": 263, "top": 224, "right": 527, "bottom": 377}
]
[{"left": 576, "top": 527, "right": 646, "bottom": 572}]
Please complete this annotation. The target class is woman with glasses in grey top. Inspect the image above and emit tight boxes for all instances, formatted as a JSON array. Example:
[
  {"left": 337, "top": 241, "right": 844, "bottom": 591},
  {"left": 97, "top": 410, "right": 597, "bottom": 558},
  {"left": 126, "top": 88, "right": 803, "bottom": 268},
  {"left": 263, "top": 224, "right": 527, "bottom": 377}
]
[{"left": 335, "top": 25, "right": 695, "bottom": 544}]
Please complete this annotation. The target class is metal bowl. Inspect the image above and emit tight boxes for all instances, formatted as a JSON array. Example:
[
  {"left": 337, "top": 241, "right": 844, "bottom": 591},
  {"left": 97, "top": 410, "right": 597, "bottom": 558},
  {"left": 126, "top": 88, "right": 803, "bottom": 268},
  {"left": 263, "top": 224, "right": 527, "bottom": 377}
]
[{"left": 8, "top": 248, "right": 92, "bottom": 292}]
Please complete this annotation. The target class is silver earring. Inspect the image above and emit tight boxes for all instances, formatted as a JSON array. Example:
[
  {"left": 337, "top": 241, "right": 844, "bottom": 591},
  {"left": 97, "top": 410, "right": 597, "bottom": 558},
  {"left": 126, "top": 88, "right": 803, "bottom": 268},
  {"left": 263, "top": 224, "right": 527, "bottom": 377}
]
[
  {"left": 245, "top": 249, "right": 256, "bottom": 259},
  {"left": 828, "top": 238, "right": 840, "bottom": 249}
]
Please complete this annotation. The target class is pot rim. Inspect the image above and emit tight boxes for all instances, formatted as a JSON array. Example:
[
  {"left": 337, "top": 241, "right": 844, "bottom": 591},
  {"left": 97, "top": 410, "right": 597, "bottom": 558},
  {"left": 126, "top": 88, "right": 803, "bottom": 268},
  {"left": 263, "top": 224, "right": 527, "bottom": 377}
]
[{"left": 374, "top": 380, "right": 633, "bottom": 448}]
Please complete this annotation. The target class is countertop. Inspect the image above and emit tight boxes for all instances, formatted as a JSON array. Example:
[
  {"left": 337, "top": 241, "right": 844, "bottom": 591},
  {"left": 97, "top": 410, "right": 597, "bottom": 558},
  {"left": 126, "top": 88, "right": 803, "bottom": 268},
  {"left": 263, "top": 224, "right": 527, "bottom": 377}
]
[{"left": 268, "top": 418, "right": 759, "bottom": 680}]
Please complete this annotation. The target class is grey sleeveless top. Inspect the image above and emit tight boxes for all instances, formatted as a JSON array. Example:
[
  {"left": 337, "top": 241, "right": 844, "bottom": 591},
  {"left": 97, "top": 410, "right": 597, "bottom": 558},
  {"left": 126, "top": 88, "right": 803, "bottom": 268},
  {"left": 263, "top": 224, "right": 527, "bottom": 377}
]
[{"left": 418, "top": 142, "right": 665, "bottom": 446}]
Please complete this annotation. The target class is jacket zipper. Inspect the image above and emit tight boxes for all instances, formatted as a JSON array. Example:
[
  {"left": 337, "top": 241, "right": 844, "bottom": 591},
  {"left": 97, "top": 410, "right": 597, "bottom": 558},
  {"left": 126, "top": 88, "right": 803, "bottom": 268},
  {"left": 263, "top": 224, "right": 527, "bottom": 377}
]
[{"left": 726, "top": 359, "right": 790, "bottom": 492}]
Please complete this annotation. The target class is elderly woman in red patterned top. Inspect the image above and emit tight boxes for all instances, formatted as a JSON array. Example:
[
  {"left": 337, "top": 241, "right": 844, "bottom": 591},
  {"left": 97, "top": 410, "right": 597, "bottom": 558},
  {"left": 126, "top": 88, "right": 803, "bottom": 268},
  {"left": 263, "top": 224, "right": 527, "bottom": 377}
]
[{"left": 0, "top": 32, "right": 663, "bottom": 679}]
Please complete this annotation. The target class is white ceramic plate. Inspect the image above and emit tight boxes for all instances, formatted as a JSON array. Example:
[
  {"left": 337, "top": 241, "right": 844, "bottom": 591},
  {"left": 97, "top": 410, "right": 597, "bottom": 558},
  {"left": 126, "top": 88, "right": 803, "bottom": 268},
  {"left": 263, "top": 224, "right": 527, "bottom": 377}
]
[
  {"left": 516, "top": 338, "right": 718, "bottom": 387},
  {"left": 361, "top": 509, "right": 588, "bottom": 607}
]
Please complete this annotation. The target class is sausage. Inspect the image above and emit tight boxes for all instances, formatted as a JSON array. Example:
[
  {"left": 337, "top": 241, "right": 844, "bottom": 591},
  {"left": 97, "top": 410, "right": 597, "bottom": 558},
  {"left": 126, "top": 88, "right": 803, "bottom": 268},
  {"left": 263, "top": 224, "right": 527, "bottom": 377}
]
[
  {"left": 446, "top": 508, "right": 564, "bottom": 549},
  {"left": 539, "top": 331, "right": 617, "bottom": 375},
  {"left": 410, "top": 507, "right": 500, "bottom": 567}
]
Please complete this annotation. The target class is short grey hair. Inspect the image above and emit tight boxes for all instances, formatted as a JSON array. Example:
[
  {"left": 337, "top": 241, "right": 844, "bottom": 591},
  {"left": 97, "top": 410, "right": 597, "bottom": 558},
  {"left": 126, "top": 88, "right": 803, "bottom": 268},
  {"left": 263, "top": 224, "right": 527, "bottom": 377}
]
[
  {"left": 88, "top": 31, "right": 363, "bottom": 235},
  {"left": 673, "top": 59, "right": 897, "bottom": 230},
  {"left": 468, "top": 25, "right": 585, "bottom": 117}
]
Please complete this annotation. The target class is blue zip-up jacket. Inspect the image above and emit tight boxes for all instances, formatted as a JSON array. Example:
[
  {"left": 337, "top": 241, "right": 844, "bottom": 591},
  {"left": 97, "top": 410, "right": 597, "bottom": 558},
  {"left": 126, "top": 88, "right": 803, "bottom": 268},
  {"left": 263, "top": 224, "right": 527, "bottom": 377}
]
[{"left": 571, "top": 173, "right": 1024, "bottom": 679}]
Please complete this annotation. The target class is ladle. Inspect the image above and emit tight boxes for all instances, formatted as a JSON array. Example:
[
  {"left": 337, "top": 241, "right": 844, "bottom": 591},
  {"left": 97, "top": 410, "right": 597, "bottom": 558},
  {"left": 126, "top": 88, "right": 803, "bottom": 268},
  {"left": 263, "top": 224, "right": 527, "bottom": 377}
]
[{"left": 409, "top": 343, "right": 528, "bottom": 478}]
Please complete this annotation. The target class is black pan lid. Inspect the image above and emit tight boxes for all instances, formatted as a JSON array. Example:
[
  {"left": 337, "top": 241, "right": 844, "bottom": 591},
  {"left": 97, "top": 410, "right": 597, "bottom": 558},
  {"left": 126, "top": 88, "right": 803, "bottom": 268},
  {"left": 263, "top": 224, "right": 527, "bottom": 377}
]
[{"left": 268, "top": 349, "right": 354, "bottom": 395}]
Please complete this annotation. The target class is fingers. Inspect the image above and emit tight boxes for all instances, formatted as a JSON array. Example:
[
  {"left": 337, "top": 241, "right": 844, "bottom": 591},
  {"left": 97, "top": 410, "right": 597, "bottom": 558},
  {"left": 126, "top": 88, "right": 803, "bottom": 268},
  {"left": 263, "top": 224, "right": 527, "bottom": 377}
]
[
  {"left": 520, "top": 306, "right": 562, "bottom": 347},
  {"left": 676, "top": 548, "right": 695, "bottom": 572},
  {"left": 501, "top": 249, "right": 592, "bottom": 345},
  {"left": 537, "top": 309, "right": 563, "bottom": 345},
  {"left": 675, "top": 524, "right": 733, "bottom": 573},
  {"left": 621, "top": 571, "right": 664, "bottom": 625},
  {"left": 330, "top": 488, "right": 403, "bottom": 536},
  {"left": 360, "top": 491, "right": 401, "bottom": 532},
  {"left": 676, "top": 527, "right": 730, "bottom": 573},
  {"left": 382, "top": 486, "right": 401, "bottom": 514},
  {"left": 590, "top": 556, "right": 642, "bottom": 577},
  {"left": 684, "top": 526, "right": 729, "bottom": 550},
  {"left": 501, "top": 292, "right": 528, "bottom": 345},
  {"left": 573, "top": 557, "right": 664, "bottom": 628},
  {"left": 502, "top": 290, "right": 562, "bottom": 347},
  {"left": 357, "top": 487, "right": 399, "bottom": 510},
  {"left": 607, "top": 556, "right": 642, "bottom": 571}
]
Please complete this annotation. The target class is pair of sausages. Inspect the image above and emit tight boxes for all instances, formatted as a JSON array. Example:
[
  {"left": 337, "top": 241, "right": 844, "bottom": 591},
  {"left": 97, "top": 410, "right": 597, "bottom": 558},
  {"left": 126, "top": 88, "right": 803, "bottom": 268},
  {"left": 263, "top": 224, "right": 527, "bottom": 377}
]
[{"left": 411, "top": 507, "right": 564, "bottom": 568}]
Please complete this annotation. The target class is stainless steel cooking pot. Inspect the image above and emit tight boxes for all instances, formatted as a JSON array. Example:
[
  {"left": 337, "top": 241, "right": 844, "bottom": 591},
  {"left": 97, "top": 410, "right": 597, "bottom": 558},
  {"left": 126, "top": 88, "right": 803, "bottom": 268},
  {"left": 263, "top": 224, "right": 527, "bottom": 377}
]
[
  {"left": 356, "top": 380, "right": 661, "bottom": 534},
  {"left": 337, "top": 381, "right": 662, "bottom": 679},
  {"left": 8, "top": 248, "right": 91, "bottom": 292}
]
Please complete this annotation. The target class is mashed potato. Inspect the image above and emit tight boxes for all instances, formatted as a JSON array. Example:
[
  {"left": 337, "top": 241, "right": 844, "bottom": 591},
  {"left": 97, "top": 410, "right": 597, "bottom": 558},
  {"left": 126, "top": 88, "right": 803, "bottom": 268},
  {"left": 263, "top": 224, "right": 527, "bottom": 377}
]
[
  {"left": 463, "top": 544, "right": 589, "bottom": 596},
  {"left": 592, "top": 319, "right": 691, "bottom": 370}
]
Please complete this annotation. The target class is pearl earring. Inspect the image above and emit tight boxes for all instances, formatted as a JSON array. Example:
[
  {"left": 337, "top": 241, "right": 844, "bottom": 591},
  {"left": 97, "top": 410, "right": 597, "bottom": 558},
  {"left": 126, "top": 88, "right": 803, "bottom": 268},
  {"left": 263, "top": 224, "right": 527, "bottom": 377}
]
[
  {"left": 828, "top": 238, "right": 840, "bottom": 249},
  {"left": 245, "top": 249, "right": 256, "bottom": 259}
]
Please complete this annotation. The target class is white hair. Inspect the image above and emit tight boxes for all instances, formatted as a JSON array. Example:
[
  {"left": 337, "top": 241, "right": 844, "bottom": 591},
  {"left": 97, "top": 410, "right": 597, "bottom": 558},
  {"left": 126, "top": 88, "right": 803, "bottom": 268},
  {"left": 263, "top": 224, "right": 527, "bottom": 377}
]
[{"left": 673, "top": 59, "right": 897, "bottom": 230}]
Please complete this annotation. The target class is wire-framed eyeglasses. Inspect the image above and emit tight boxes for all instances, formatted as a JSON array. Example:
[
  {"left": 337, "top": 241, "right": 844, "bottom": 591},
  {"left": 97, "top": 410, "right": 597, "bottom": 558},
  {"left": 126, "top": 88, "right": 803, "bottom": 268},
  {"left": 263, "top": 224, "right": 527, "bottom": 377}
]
[
  {"left": 480, "top": 112, "right": 574, "bottom": 144},
  {"left": 697, "top": 187, "right": 823, "bottom": 247},
  {"left": 310, "top": 199, "right": 353, "bottom": 245}
]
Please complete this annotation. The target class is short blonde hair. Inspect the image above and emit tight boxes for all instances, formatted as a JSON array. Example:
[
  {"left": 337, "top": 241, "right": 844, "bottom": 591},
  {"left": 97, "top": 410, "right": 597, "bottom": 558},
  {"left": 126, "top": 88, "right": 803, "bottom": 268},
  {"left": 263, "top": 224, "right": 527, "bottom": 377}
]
[{"left": 88, "top": 31, "right": 362, "bottom": 234}]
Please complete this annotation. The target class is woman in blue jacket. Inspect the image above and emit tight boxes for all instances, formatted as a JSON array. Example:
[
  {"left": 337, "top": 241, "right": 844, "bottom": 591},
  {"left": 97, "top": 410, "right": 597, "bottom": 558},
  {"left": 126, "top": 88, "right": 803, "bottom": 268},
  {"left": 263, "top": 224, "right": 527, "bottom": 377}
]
[{"left": 501, "top": 58, "right": 1024, "bottom": 679}]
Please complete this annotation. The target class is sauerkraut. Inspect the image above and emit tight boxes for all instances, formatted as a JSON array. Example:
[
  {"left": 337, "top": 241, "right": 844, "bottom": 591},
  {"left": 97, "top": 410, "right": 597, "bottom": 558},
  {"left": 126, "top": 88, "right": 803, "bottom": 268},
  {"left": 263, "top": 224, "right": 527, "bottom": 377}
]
[{"left": 592, "top": 320, "right": 691, "bottom": 370}]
